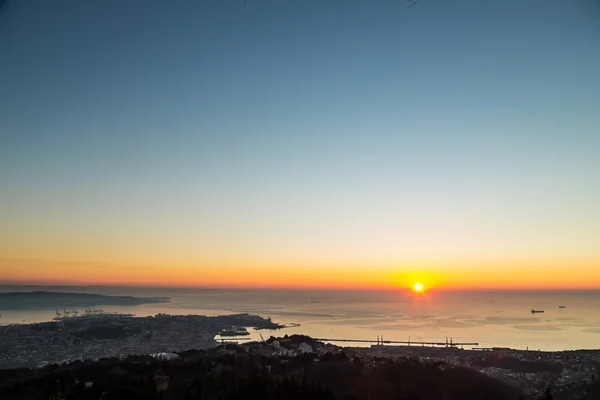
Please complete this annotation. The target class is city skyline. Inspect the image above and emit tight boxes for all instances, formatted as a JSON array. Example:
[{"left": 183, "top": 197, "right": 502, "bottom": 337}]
[{"left": 1, "top": 0, "right": 599, "bottom": 289}]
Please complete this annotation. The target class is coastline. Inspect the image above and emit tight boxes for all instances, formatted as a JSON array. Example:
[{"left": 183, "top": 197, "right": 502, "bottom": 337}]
[
  {"left": 2, "top": 312, "right": 599, "bottom": 370},
  {"left": 2, "top": 287, "right": 600, "bottom": 352}
]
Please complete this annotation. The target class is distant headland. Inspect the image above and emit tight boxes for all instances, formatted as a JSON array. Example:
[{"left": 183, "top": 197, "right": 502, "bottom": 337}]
[{"left": 0, "top": 291, "right": 170, "bottom": 310}]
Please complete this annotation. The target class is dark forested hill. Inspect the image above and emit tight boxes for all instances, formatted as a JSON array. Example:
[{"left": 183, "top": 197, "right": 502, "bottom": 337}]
[
  {"left": 0, "top": 344, "right": 525, "bottom": 400},
  {"left": 0, "top": 291, "right": 169, "bottom": 310}
]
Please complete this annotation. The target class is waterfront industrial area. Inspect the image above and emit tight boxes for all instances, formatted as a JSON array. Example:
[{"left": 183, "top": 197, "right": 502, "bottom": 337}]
[
  {"left": 2, "top": 312, "right": 600, "bottom": 398},
  {"left": 0, "top": 312, "right": 282, "bottom": 369}
]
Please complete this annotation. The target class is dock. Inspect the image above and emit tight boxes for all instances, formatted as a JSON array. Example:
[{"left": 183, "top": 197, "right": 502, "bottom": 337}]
[{"left": 314, "top": 337, "right": 478, "bottom": 347}]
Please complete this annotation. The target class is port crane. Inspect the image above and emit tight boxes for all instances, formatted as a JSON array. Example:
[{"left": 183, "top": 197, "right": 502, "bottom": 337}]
[{"left": 318, "top": 336, "right": 478, "bottom": 347}]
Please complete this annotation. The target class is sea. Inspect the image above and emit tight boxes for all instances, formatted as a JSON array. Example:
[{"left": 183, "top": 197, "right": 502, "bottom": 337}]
[{"left": 1, "top": 286, "right": 600, "bottom": 352}]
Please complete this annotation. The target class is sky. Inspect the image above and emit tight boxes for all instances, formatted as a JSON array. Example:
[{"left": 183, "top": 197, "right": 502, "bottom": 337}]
[{"left": 1, "top": 0, "right": 599, "bottom": 290}]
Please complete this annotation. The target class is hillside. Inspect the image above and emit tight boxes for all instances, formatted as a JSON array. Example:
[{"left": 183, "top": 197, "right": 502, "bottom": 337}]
[
  {"left": 0, "top": 338, "right": 525, "bottom": 400},
  {"left": 0, "top": 291, "right": 169, "bottom": 310}
]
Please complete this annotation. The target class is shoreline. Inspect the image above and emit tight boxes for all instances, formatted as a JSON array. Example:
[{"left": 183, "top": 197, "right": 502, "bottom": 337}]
[
  {"left": 3, "top": 330, "right": 600, "bottom": 399},
  {"left": 2, "top": 312, "right": 599, "bottom": 354}
]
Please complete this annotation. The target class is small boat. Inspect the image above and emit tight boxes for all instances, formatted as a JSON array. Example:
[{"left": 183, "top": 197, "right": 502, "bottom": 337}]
[
  {"left": 559, "top": 305, "right": 566, "bottom": 309},
  {"left": 531, "top": 309, "right": 544, "bottom": 314}
]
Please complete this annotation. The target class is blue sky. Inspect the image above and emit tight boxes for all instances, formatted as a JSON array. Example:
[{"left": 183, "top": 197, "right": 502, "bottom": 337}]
[{"left": 1, "top": 0, "right": 599, "bottom": 285}]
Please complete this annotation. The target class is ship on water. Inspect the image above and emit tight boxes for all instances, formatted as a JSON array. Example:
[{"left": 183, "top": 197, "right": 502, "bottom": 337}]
[
  {"left": 531, "top": 309, "right": 544, "bottom": 314},
  {"left": 218, "top": 327, "right": 250, "bottom": 337},
  {"left": 559, "top": 305, "right": 566, "bottom": 308}
]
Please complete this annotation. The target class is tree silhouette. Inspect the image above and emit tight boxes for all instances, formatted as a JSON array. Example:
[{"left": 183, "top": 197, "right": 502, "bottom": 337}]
[{"left": 543, "top": 387, "right": 554, "bottom": 400}]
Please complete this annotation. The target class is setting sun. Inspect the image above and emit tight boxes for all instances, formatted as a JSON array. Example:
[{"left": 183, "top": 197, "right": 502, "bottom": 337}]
[{"left": 414, "top": 282, "right": 424, "bottom": 292}]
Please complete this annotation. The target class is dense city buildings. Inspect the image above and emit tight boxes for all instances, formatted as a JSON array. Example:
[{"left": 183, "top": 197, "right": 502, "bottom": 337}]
[
  {"left": 2, "top": 314, "right": 600, "bottom": 399},
  {"left": 0, "top": 313, "right": 281, "bottom": 369}
]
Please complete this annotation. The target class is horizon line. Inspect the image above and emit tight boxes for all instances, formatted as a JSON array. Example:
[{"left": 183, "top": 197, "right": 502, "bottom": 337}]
[{"left": 1, "top": 282, "right": 599, "bottom": 292}]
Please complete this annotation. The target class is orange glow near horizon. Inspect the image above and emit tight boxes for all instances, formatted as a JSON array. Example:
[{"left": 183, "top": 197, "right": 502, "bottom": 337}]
[
  {"left": 1, "top": 6, "right": 599, "bottom": 296},
  {"left": 1, "top": 257, "right": 600, "bottom": 290}
]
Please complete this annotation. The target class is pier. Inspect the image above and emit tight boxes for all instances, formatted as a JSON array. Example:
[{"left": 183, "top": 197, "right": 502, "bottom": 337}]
[{"left": 315, "top": 337, "right": 478, "bottom": 347}]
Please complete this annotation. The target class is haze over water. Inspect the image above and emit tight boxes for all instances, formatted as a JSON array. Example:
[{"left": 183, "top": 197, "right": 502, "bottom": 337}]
[{"left": 2, "top": 287, "right": 600, "bottom": 352}]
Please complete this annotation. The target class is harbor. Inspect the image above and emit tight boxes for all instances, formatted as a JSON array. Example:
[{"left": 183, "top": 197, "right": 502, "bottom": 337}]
[
  {"left": 0, "top": 313, "right": 281, "bottom": 369},
  {"left": 52, "top": 307, "right": 135, "bottom": 321},
  {"left": 315, "top": 336, "right": 478, "bottom": 348}
]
